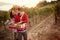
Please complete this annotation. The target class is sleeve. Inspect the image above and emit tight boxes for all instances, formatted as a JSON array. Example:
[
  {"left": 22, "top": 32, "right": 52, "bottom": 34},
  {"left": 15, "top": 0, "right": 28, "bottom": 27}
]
[
  {"left": 22, "top": 14, "right": 28, "bottom": 23},
  {"left": 4, "top": 20, "right": 10, "bottom": 26}
]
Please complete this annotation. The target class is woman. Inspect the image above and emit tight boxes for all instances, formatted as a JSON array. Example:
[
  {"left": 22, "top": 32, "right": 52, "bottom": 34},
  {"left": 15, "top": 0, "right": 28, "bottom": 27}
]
[{"left": 9, "top": 10, "right": 19, "bottom": 40}]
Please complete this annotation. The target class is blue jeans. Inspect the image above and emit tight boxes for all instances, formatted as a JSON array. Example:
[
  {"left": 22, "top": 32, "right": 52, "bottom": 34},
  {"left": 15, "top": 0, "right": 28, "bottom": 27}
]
[{"left": 17, "top": 30, "right": 27, "bottom": 40}]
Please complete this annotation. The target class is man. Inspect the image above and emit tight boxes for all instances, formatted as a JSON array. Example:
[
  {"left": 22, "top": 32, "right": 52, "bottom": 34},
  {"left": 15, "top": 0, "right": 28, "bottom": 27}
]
[{"left": 16, "top": 9, "right": 28, "bottom": 40}]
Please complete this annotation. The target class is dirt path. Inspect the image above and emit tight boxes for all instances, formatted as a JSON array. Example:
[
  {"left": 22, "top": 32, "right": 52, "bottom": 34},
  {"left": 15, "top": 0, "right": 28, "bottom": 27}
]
[{"left": 28, "top": 14, "right": 54, "bottom": 32}]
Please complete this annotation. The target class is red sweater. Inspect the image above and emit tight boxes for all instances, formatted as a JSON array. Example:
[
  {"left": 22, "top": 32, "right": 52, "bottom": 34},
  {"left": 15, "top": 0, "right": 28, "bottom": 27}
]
[{"left": 9, "top": 13, "right": 28, "bottom": 31}]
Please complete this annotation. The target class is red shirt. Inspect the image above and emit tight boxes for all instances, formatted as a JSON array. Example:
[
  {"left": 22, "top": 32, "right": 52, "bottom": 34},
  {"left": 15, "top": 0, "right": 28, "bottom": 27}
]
[
  {"left": 14, "top": 15, "right": 20, "bottom": 23},
  {"left": 9, "top": 13, "right": 28, "bottom": 31}
]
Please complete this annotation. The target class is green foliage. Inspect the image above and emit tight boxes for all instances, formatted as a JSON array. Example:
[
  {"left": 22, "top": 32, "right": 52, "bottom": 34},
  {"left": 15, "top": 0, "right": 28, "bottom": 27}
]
[
  {"left": 22, "top": 5, "right": 56, "bottom": 18},
  {"left": 0, "top": 11, "right": 9, "bottom": 26},
  {"left": 38, "top": 6, "right": 55, "bottom": 15}
]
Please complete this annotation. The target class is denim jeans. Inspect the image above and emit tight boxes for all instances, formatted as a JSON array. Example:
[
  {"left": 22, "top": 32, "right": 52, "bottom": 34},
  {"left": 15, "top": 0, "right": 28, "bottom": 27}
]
[{"left": 17, "top": 30, "right": 27, "bottom": 40}]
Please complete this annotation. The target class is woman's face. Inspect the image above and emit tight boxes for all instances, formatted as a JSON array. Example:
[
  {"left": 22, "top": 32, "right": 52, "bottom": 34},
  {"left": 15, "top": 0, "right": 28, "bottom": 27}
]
[{"left": 12, "top": 10, "right": 18, "bottom": 15}]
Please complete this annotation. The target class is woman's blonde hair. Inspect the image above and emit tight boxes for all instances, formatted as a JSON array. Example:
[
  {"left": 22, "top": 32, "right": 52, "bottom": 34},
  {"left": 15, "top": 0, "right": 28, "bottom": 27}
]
[
  {"left": 9, "top": 5, "right": 21, "bottom": 18},
  {"left": 10, "top": 5, "right": 21, "bottom": 11}
]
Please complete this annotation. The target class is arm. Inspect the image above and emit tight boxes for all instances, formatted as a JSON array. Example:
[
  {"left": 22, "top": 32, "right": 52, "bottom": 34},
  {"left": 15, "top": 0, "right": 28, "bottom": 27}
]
[{"left": 21, "top": 13, "right": 28, "bottom": 23}]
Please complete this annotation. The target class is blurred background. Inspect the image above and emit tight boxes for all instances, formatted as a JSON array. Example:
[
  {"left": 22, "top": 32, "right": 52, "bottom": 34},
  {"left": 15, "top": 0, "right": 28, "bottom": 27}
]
[{"left": 0, "top": 0, "right": 60, "bottom": 40}]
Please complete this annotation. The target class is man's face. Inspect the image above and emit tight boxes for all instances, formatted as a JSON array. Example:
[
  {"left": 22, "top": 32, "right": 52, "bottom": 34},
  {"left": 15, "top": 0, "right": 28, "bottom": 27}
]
[
  {"left": 16, "top": 9, "right": 21, "bottom": 14},
  {"left": 16, "top": 9, "right": 22, "bottom": 16},
  {"left": 20, "top": 11, "right": 23, "bottom": 15}
]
